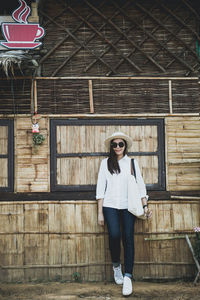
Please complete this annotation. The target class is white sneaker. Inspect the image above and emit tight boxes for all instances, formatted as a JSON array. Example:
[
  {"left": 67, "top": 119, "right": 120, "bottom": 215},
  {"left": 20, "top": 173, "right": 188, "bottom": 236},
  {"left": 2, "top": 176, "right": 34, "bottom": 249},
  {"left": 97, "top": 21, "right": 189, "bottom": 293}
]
[
  {"left": 113, "top": 264, "right": 124, "bottom": 285},
  {"left": 122, "top": 276, "right": 132, "bottom": 296}
]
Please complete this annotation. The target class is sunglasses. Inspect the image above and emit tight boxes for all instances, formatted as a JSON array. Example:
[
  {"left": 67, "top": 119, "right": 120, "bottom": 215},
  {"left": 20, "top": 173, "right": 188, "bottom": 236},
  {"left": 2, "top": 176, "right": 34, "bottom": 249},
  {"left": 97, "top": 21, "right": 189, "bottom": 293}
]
[{"left": 111, "top": 142, "right": 125, "bottom": 148}]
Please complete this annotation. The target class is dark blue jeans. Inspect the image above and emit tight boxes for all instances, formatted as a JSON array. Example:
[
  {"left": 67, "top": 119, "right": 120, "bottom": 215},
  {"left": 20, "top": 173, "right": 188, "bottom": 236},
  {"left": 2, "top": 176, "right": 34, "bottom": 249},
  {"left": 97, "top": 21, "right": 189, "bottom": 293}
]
[{"left": 103, "top": 207, "right": 136, "bottom": 276}]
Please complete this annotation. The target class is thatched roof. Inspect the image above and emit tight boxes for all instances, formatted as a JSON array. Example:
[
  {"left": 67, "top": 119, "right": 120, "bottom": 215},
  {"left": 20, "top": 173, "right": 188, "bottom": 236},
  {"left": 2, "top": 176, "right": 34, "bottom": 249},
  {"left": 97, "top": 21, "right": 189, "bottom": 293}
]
[{"left": 0, "top": 50, "right": 40, "bottom": 77}]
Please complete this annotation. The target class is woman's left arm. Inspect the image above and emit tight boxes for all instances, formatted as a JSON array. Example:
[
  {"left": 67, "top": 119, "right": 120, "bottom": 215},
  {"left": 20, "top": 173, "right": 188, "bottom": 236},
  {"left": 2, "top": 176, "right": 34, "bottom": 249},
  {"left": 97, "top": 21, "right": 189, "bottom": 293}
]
[
  {"left": 134, "top": 160, "right": 152, "bottom": 218},
  {"left": 134, "top": 160, "right": 148, "bottom": 200}
]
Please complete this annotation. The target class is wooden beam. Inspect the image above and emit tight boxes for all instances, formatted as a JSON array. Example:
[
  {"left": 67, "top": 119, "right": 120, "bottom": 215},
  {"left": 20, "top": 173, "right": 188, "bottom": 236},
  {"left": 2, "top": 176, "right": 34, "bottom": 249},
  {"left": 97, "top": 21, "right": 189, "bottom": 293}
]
[
  {"left": 88, "top": 80, "right": 94, "bottom": 113},
  {"left": 1, "top": 113, "right": 199, "bottom": 118},
  {"left": 168, "top": 80, "right": 173, "bottom": 114},
  {"left": 171, "top": 196, "right": 200, "bottom": 200},
  {"left": 0, "top": 76, "right": 198, "bottom": 80},
  {"left": 33, "top": 79, "right": 38, "bottom": 113},
  {"left": 145, "top": 235, "right": 195, "bottom": 241},
  {"left": 31, "top": 79, "right": 34, "bottom": 114},
  {"left": 35, "top": 76, "right": 199, "bottom": 80}
]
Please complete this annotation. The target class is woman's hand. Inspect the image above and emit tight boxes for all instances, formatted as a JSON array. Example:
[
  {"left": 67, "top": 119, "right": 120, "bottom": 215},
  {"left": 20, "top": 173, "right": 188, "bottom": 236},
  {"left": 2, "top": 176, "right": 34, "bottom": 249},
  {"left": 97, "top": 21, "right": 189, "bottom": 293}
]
[
  {"left": 144, "top": 206, "right": 152, "bottom": 219},
  {"left": 98, "top": 212, "right": 104, "bottom": 226}
]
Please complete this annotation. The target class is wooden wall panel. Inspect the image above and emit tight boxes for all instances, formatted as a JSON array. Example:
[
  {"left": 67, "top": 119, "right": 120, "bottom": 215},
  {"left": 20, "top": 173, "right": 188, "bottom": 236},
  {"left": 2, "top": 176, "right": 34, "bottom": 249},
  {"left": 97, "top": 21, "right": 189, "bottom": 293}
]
[
  {"left": 0, "top": 158, "right": 8, "bottom": 187},
  {"left": 11, "top": 115, "right": 200, "bottom": 192},
  {"left": 0, "top": 126, "right": 8, "bottom": 154},
  {"left": 15, "top": 117, "right": 49, "bottom": 192},
  {"left": 0, "top": 200, "right": 199, "bottom": 282},
  {"left": 166, "top": 117, "right": 200, "bottom": 191},
  {"left": 56, "top": 123, "right": 159, "bottom": 187}
]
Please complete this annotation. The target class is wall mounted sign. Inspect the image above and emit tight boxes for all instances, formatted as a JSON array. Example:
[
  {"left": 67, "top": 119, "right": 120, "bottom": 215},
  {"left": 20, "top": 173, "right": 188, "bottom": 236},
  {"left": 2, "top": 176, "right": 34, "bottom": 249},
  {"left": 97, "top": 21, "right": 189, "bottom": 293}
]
[{"left": 0, "top": 0, "right": 45, "bottom": 49}]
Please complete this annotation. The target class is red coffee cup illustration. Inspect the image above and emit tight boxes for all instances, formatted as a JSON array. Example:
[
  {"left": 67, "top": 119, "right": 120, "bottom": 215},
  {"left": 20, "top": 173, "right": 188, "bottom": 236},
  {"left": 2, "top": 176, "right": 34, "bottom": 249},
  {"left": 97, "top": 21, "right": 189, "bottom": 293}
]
[
  {"left": 2, "top": 23, "right": 44, "bottom": 43},
  {"left": 0, "top": 0, "right": 45, "bottom": 49}
]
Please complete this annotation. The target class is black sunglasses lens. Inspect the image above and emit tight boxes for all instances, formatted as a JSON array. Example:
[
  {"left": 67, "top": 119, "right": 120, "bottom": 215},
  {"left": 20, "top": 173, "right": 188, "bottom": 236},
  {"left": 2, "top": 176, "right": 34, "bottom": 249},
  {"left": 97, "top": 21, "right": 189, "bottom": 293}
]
[
  {"left": 119, "top": 142, "right": 124, "bottom": 148},
  {"left": 111, "top": 142, "right": 117, "bottom": 148},
  {"left": 111, "top": 142, "right": 125, "bottom": 148}
]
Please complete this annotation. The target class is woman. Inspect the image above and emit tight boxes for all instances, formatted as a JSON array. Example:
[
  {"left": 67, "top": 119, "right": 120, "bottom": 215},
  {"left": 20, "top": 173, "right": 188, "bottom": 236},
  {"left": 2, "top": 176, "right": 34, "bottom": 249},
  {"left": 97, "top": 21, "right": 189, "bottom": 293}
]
[{"left": 96, "top": 132, "right": 151, "bottom": 296}]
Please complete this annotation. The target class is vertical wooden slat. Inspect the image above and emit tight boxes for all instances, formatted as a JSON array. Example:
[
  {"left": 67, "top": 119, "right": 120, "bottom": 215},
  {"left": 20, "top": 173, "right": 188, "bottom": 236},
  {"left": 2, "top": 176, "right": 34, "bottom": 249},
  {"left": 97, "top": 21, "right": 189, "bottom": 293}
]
[
  {"left": 169, "top": 80, "right": 173, "bottom": 114},
  {"left": 89, "top": 80, "right": 94, "bottom": 113},
  {"left": 34, "top": 79, "right": 38, "bottom": 113}
]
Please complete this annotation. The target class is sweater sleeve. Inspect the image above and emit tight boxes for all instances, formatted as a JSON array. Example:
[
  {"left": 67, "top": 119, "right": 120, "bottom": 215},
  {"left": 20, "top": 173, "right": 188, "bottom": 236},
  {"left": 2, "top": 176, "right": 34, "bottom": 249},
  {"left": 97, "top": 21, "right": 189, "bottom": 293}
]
[
  {"left": 96, "top": 159, "right": 107, "bottom": 200},
  {"left": 134, "top": 159, "right": 149, "bottom": 200}
]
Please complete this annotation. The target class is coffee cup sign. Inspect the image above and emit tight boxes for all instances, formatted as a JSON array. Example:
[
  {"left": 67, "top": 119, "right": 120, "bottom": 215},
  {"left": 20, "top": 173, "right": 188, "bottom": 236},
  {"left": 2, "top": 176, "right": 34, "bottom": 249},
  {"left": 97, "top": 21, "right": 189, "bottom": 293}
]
[{"left": 0, "top": 0, "right": 45, "bottom": 49}]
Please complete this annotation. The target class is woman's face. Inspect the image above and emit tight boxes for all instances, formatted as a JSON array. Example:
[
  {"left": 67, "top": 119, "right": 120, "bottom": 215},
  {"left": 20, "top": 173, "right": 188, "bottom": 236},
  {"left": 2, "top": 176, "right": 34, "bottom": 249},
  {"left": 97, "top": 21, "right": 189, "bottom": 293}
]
[{"left": 111, "top": 138, "right": 125, "bottom": 158}]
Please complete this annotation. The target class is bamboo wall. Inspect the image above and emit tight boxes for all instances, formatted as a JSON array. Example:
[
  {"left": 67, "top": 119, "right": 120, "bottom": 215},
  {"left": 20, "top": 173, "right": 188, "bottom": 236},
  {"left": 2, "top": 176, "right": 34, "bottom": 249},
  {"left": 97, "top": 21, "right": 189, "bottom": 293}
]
[
  {"left": 0, "top": 115, "right": 200, "bottom": 281},
  {"left": 10, "top": 116, "right": 200, "bottom": 193},
  {"left": 166, "top": 117, "right": 200, "bottom": 191},
  {"left": 0, "top": 200, "right": 199, "bottom": 282},
  {"left": 15, "top": 117, "right": 49, "bottom": 192},
  {"left": 39, "top": 0, "right": 200, "bottom": 77}
]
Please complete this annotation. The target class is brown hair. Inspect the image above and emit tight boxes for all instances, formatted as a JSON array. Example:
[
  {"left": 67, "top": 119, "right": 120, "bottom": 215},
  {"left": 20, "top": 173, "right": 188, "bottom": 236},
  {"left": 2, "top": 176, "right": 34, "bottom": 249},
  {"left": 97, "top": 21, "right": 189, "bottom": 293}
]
[{"left": 107, "top": 139, "right": 127, "bottom": 175}]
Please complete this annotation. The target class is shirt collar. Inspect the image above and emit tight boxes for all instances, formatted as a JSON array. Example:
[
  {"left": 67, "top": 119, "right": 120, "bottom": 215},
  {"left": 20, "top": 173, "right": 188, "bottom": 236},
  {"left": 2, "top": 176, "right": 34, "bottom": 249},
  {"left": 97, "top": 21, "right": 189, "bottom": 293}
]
[{"left": 120, "top": 154, "right": 128, "bottom": 161}]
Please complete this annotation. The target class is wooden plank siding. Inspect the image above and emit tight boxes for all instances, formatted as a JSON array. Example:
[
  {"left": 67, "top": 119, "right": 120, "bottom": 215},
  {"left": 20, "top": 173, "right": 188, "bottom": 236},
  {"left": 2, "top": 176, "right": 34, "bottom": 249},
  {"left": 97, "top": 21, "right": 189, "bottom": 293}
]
[
  {"left": 7, "top": 115, "right": 200, "bottom": 193},
  {"left": 0, "top": 115, "right": 200, "bottom": 281},
  {"left": 15, "top": 117, "right": 49, "bottom": 192},
  {"left": 166, "top": 117, "right": 200, "bottom": 191},
  {"left": 0, "top": 200, "right": 199, "bottom": 282},
  {"left": 55, "top": 121, "right": 160, "bottom": 189},
  {"left": 0, "top": 0, "right": 200, "bottom": 283}
]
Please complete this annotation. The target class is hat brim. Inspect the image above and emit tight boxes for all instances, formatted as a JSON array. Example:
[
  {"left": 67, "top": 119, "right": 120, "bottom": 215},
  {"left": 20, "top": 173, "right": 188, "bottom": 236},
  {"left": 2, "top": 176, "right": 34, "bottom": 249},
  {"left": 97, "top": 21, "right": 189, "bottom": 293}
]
[{"left": 104, "top": 134, "right": 132, "bottom": 151}]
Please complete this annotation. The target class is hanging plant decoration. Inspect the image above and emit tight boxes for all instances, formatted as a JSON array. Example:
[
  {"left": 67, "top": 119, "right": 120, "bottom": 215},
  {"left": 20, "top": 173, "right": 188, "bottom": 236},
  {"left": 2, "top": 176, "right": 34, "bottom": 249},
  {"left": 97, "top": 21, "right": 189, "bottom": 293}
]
[
  {"left": 32, "top": 132, "right": 45, "bottom": 154},
  {"left": 32, "top": 119, "right": 45, "bottom": 154},
  {"left": 33, "top": 132, "right": 45, "bottom": 146}
]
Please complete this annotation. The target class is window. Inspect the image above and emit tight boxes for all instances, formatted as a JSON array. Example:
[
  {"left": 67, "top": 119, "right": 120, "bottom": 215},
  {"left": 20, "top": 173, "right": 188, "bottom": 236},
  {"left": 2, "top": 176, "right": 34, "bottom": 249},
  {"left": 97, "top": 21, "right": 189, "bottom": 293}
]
[
  {"left": 50, "top": 119, "right": 165, "bottom": 192},
  {"left": 0, "top": 119, "right": 14, "bottom": 192}
]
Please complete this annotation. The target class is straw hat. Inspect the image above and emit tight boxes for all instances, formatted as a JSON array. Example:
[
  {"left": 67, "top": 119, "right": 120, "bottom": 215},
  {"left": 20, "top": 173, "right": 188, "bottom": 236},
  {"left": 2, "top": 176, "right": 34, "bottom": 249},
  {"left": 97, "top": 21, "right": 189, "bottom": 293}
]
[{"left": 104, "top": 132, "right": 132, "bottom": 151}]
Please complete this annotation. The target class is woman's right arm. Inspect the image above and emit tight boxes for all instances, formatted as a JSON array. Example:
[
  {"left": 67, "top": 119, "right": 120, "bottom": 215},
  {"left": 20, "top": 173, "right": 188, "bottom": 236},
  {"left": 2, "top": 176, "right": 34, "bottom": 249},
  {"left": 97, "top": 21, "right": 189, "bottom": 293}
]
[
  {"left": 97, "top": 198, "right": 104, "bottom": 226},
  {"left": 96, "top": 160, "right": 107, "bottom": 226}
]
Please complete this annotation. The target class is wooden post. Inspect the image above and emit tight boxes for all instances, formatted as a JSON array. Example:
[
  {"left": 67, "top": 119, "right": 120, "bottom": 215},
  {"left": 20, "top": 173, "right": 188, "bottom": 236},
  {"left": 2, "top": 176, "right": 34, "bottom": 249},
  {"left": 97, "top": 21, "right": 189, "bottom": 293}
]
[
  {"left": 34, "top": 79, "right": 38, "bottom": 113},
  {"left": 31, "top": 79, "right": 34, "bottom": 113},
  {"left": 28, "top": 2, "right": 39, "bottom": 23},
  {"left": 169, "top": 80, "right": 173, "bottom": 114},
  {"left": 88, "top": 79, "right": 94, "bottom": 113}
]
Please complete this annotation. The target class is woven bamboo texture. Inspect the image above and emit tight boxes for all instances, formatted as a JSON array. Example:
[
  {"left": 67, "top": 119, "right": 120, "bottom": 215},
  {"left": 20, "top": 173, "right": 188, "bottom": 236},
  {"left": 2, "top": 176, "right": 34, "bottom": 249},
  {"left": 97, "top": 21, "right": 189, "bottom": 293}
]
[
  {"left": 40, "top": 0, "right": 200, "bottom": 77},
  {"left": 0, "top": 200, "right": 199, "bottom": 282},
  {"left": 0, "top": 78, "right": 199, "bottom": 114}
]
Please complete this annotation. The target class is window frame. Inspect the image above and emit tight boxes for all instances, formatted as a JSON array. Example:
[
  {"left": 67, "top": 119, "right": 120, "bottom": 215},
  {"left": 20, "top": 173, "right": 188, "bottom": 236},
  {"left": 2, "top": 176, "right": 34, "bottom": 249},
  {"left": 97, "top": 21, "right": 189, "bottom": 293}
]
[
  {"left": 0, "top": 119, "right": 14, "bottom": 192},
  {"left": 50, "top": 119, "right": 165, "bottom": 192}
]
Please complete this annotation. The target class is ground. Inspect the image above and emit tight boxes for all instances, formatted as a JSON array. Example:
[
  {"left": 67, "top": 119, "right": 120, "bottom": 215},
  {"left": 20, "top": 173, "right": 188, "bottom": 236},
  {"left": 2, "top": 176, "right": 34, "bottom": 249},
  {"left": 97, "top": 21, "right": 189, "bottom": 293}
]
[{"left": 0, "top": 281, "right": 200, "bottom": 300}]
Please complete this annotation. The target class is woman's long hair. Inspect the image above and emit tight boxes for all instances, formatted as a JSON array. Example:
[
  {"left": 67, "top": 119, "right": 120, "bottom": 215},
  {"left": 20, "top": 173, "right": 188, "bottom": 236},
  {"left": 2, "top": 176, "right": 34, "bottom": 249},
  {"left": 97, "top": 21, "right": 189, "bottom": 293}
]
[{"left": 107, "top": 139, "right": 127, "bottom": 175}]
